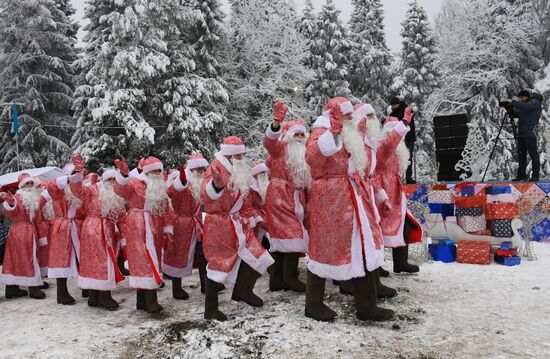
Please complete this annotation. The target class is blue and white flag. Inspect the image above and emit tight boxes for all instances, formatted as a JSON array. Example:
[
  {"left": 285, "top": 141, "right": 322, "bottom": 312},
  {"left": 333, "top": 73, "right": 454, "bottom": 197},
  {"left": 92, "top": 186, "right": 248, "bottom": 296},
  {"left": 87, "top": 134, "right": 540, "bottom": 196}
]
[{"left": 11, "top": 102, "right": 19, "bottom": 136}]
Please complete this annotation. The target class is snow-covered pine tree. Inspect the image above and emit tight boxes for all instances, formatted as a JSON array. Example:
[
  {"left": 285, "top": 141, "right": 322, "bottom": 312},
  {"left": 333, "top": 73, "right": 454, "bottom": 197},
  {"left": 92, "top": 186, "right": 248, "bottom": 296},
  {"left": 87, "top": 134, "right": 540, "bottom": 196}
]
[
  {"left": 348, "top": 0, "right": 393, "bottom": 113},
  {"left": 430, "top": 0, "right": 544, "bottom": 180},
  {"left": 305, "top": 0, "right": 352, "bottom": 113},
  {"left": 300, "top": 0, "right": 317, "bottom": 43},
  {"left": 222, "top": 0, "right": 314, "bottom": 159},
  {"left": 0, "top": 0, "right": 78, "bottom": 172}
]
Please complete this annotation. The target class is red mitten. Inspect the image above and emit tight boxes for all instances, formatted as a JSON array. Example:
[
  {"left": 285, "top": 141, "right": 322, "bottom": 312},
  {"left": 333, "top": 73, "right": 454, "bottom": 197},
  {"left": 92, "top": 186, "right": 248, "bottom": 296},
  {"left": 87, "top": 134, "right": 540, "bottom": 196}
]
[
  {"left": 211, "top": 166, "right": 225, "bottom": 189},
  {"left": 1, "top": 192, "right": 15, "bottom": 206},
  {"left": 115, "top": 157, "right": 130, "bottom": 177},
  {"left": 330, "top": 106, "right": 345, "bottom": 134},
  {"left": 403, "top": 106, "right": 414, "bottom": 124},
  {"left": 89, "top": 173, "right": 99, "bottom": 185},
  {"left": 179, "top": 164, "right": 187, "bottom": 185},
  {"left": 273, "top": 101, "right": 289, "bottom": 123},
  {"left": 72, "top": 153, "right": 85, "bottom": 173}
]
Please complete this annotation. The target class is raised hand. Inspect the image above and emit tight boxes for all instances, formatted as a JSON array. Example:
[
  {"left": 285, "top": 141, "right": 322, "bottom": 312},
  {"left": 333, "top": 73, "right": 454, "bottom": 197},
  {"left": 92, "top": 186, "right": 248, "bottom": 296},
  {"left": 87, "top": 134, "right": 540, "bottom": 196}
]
[
  {"left": 89, "top": 173, "right": 99, "bottom": 185},
  {"left": 211, "top": 165, "right": 225, "bottom": 189},
  {"left": 330, "top": 106, "right": 345, "bottom": 135},
  {"left": 71, "top": 153, "right": 85, "bottom": 173},
  {"left": 273, "top": 101, "right": 289, "bottom": 123},
  {"left": 1, "top": 192, "right": 15, "bottom": 205},
  {"left": 115, "top": 157, "right": 130, "bottom": 177},
  {"left": 179, "top": 164, "right": 187, "bottom": 185},
  {"left": 403, "top": 106, "right": 414, "bottom": 124}
]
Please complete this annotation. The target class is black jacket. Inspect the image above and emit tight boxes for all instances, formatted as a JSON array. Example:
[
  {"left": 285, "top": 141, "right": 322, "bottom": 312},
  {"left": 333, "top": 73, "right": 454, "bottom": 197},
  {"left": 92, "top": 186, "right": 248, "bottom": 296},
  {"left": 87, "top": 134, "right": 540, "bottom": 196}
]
[
  {"left": 389, "top": 101, "right": 416, "bottom": 144},
  {"left": 511, "top": 97, "right": 542, "bottom": 138}
]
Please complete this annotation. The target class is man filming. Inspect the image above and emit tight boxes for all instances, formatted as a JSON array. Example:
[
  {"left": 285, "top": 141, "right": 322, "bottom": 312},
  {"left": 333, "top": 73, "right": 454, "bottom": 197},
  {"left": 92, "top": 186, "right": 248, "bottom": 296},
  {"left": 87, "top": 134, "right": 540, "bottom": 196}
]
[{"left": 503, "top": 89, "right": 542, "bottom": 182}]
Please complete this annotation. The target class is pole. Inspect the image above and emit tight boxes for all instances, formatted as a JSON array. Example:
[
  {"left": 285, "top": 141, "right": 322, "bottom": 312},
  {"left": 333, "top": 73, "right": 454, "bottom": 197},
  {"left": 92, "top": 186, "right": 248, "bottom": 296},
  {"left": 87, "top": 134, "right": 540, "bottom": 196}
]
[
  {"left": 16, "top": 131, "right": 20, "bottom": 171},
  {"left": 481, "top": 113, "right": 507, "bottom": 182}
]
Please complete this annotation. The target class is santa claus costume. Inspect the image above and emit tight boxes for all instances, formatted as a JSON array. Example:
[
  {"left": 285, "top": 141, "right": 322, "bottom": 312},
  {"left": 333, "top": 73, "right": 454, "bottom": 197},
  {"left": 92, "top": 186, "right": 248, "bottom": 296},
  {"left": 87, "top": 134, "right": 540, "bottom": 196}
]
[
  {"left": 114, "top": 156, "right": 173, "bottom": 313},
  {"left": 0, "top": 174, "right": 46, "bottom": 299},
  {"left": 240, "top": 161, "right": 270, "bottom": 247},
  {"left": 34, "top": 179, "right": 51, "bottom": 287},
  {"left": 305, "top": 97, "right": 394, "bottom": 322},
  {"left": 372, "top": 110, "right": 422, "bottom": 274},
  {"left": 201, "top": 136, "right": 274, "bottom": 321},
  {"left": 46, "top": 163, "right": 86, "bottom": 305},
  {"left": 263, "top": 102, "right": 310, "bottom": 292},
  {"left": 69, "top": 156, "right": 126, "bottom": 310},
  {"left": 163, "top": 154, "right": 210, "bottom": 300}
]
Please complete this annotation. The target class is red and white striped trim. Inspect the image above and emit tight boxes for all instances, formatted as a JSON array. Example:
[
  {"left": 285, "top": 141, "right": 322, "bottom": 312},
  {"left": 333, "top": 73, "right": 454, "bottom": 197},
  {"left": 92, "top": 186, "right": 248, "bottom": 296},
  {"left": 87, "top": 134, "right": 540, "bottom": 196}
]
[{"left": 220, "top": 143, "right": 246, "bottom": 156}]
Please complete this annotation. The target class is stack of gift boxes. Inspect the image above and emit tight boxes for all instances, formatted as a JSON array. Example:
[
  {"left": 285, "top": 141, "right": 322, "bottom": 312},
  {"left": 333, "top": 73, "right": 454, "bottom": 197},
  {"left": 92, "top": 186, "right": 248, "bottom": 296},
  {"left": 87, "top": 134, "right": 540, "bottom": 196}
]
[
  {"left": 494, "top": 241, "right": 521, "bottom": 266},
  {"left": 453, "top": 183, "right": 489, "bottom": 235},
  {"left": 485, "top": 185, "right": 519, "bottom": 238},
  {"left": 428, "top": 184, "right": 455, "bottom": 219}
]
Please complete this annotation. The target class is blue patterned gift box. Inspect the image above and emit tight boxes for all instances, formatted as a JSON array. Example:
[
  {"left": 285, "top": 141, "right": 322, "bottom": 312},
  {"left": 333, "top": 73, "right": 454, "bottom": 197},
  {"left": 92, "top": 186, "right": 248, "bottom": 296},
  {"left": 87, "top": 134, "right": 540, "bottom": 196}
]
[
  {"left": 485, "top": 185, "right": 512, "bottom": 195},
  {"left": 428, "top": 203, "right": 455, "bottom": 220}
]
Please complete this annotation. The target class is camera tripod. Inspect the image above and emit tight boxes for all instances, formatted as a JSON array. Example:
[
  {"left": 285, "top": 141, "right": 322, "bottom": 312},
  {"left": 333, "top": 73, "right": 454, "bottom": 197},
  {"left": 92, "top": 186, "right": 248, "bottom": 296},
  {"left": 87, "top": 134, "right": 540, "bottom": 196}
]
[{"left": 481, "top": 111, "right": 518, "bottom": 182}]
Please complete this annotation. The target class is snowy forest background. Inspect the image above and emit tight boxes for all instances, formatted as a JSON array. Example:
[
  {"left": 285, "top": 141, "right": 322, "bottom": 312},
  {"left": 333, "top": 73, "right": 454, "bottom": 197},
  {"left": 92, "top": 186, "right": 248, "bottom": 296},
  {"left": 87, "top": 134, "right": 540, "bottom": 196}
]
[{"left": 0, "top": 0, "right": 549, "bottom": 182}]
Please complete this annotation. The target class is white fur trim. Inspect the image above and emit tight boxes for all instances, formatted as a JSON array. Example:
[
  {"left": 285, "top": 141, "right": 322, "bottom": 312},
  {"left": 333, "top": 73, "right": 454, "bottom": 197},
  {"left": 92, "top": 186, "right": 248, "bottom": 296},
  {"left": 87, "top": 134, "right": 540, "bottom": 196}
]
[
  {"left": 129, "top": 276, "right": 160, "bottom": 290},
  {"left": 115, "top": 171, "right": 131, "bottom": 186},
  {"left": 56, "top": 176, "right": 69, "bottom": 189},
  {"left": 40, "top": 190, "right": 51, "bottom": 202},
  {"left": 312, "top": 115, "right": 330, "bottom": 129},
  {"left": 172, "top": 176, "right": 188, "bottom": 192},
  {"left": 77, "top": 249, "right": 116, "bottom": 291},
  {"left": 266, "top": 124, "right": 282, "bottom": 140},
  {"left": 220, "top": 144, "right": 246, "bottom": 156},
  {"left": 353, "top": 104, "right": 375, "bottom": 121},
  {"left": 307, "top": 259, "right": 361, "bottom": 281},
  {"left": 69, "top": 171, "right": 84, "bottom": 183},
  {"left": 339, "top": 101, "right": 353, "bottom": 115},
  {"left": 251, "top": 163, "right": 268, "bottom": 176},
  {"left": 18, "top": 177, "right": 35, "bottom": 188},
  {"left": 142, "top": 161, "right": 163, "bottom": 174},
  {"left": 63, "top": 164, "right": 75, "bottom": 176},
  {"left": 163, "top": 226, "right": 174, "bottom": 235},
  {"left": 162, "top": 231, "right": 196, "bottom": 278},
  {"left": 129, "top": 168, "right": 140, "bottom": 178},
  {"left": 269, "top": 238, "right": 308, "bottom": 253},
  {"left": 375, "top": 190, "right": 389, "bottom": 204},
  {"left": 207, "top": 259, "right": 241, "bottom": 285},
  {"left": 186, "top": 158, "right": 209, "bottom": 171},
  {"left": 102, "top": 169, "right": 117, "bottom": 181},
  {"left": 317, "top": 130, "right": 343, "bottom": 157},
  {"left": 238, "top": 247, "right": 274, "bottom": 274},
  {"left": 286, "top": 124, "right": 307, "bottom": 135},
  {"left": 382, "top": 192, "right": 407, "bottom": 248},
  {"left": 3, "top": 200, "right": 16, "bottom": 211},
  {"left": 38, "top": 236, "right": 48, "bottom": 247},
  {"left": 205, "top": 179, "right": 224, "bottom": 200},
  {"left": 0, "top": 237, "right": 43, "bottom": 286},
  {"left": 394, "top": 122, "right": 410, "bottom": 137}
]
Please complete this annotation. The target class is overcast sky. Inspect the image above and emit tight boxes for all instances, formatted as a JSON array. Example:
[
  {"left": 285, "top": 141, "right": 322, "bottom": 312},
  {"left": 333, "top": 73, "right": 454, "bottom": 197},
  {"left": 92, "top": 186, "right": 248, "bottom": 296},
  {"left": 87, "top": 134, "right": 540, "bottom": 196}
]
[{"left": 70, "top": 0, "right": 443, "bottom": 53}]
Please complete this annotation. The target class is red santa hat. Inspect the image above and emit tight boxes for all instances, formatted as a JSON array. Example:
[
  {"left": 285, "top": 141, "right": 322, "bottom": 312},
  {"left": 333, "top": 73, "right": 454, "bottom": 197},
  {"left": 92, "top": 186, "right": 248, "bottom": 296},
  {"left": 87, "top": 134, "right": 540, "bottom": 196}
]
[
  {"left": 220, "top": 136, "right": 246, "bottom": 156},
  {"left": 18, "top": 173, "right": 35, "bottom": 188},
  {"left": 141, "top": 156, "right": 164, "bottom": 174},
  {"left": 186, "top": 153, "right": 209, "bottom": 171},
  {"left": 323, "top": 97, "right": 354, "bottom": 117},
  {"left": 102, "top": 169, "right": 117, "bottom": 181},
  {"left": 353, "top": 103, "right": 375, "bottom": 121},
  {"left": 251, "top": 161, "right": 268, "bottom": 176},
  {"left": 282, "top": 119, "right": 307, "bottom": 137}
]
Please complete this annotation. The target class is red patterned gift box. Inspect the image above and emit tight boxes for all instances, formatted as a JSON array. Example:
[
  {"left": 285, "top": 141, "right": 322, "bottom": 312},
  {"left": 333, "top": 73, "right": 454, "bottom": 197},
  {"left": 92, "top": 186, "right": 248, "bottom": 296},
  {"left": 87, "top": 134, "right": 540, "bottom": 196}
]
[
  {"left": 454, "top": 195, "right": 487, "bottom": 209},
  {"left": 456, "top": 240, "right": 491, "bottom": 265},
  {"left": 485, "top": 203, "right": 518, "bottom": 220}
]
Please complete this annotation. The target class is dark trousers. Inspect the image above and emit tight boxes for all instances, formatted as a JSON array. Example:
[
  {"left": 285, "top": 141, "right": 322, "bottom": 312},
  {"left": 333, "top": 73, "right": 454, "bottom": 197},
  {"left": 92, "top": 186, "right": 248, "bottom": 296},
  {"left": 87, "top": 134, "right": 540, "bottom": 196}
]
[
  {"left": 517, "top": 137, "right": 540, "bottom": 179},
  {"left": 405, "top": 141, "right": 415, "bottom": 183}
]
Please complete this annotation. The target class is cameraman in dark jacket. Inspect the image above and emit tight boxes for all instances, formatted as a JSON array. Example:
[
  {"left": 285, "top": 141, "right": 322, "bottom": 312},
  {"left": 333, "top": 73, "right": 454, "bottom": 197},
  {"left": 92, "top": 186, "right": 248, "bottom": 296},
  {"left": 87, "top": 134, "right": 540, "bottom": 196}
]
[
  {"left": 389, "top": 96, "right": 416, "bottom": 183},
  {"left": 503, "top": 89, "right": 542, "bottom": 182}
]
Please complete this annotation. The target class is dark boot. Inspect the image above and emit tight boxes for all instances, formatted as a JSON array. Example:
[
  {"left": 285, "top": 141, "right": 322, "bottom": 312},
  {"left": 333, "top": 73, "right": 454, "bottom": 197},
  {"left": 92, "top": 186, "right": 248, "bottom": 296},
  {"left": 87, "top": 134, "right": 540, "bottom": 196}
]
[
  {"left": 40, "top": 281, "right": 50, "bottom": 289},
  {"left": 198, "top": 253, "right": 208, "bottom": 294},
  {"left": 117, "top": 254, "right": 130, "bottom": 276},
  {"left": 379, "top": 267, "right": 390, "bottom": 278},
  {"left": 172, "top": 278, "right": 189, "bottom": 300},
  {"left": 144, "top": 290, "right": 163, "bottom": 314},
  {"left": 82, "top": 289, "right": 89, "bottom": 298},
  {"left": 282, "top": 253, "right": 306, "bottom": 292},
  {"left": 136, "top": 290, "right": 146, "bottom": 311},
  {"left": 56, "top": 278, "right": 75, "bottom": 305},
  {"left": 269, "top": 252, "right": 287, "bottom": 291},
  {"left": 393, "top": 245, "right": 419, "bottom": 274},
  {"left": 375, "top": 269, "right": 397, "bottom": 299},
  {"left": 232, "top": 262, "right": 263, "bottom": 307},
  {"left": 204, "top": 278, "right": 227, "bottom": 321},
  {"left": 339, "top": 280, "right": 354, "bottom": 296},
  {"left": 28, "top": 286, "right": 46, "bottom": 299},
  {"left": 304, "top": 270, "right": 337, "bottom": 322},
  {"left": 5, "top": 285, "right": 28, "bottom": 298},
  {"left": 99, "top": 291, "right": 119, "bottom": 311},
  {"left": 353, "top": 271, "right": 394, "bottom": 321},
  {"left": 87, "top": 289, "right": 100, "bottom": 307}
]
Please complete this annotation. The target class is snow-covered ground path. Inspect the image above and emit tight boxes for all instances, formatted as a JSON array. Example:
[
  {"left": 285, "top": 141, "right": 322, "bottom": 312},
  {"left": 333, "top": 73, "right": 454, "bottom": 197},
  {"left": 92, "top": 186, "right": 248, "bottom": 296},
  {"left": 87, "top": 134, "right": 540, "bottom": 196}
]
[{"left": 1, "top": 243, "right": 549, "bottom": 359}]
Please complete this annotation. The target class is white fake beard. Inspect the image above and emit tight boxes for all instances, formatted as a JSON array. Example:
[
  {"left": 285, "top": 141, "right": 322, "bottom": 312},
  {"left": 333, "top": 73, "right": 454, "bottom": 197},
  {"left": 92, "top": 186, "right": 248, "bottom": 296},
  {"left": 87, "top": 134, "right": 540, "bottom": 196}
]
[
  {"left": 256, "top": 172, "right": 269, "bottom": 202},
  {"left": 189, "top": 171, "right": 204, "bottom": 203},
  {"left": 42, "top": 200, "right": 55, "bottom": 221},
  {"left": 229, "top": 158, "right": 253, "bottom": 197},
  {"left": 284, "top": 133, "right": 312, "bottom": 189},
  {"left": 99, "top": 182, "right": 125, "bottom": 220},
  {"left": 145, "top": 174, "right": 169, "bottom": 215},
  {"left": 383, "top": 126, "right": 410, "bottom": 177},
  {"left": 365, "top": 118, "right": 382, "bottom": 144},
  {"left": 342, "top": 119, "right": 368, "bottom": 177},
  {"left": 65, "top": 187, "right": 82, "bottom": 207},
  {"left": 19, "top": 188, "right": 41, "bottom": 212}
]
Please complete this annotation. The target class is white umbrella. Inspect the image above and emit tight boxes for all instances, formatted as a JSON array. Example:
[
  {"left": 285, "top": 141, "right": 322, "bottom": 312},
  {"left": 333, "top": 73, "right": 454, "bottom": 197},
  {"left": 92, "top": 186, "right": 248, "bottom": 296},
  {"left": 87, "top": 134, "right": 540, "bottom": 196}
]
[{"left": 0, "top": 167, "right": 65, "bottom": 187}]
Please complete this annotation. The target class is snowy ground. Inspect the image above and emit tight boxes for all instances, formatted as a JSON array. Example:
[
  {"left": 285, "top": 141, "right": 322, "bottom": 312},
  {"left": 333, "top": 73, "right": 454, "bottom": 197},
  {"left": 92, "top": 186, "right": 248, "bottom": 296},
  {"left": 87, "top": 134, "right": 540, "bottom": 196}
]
[{"left": 1, "top": 243, "right": 550, "bottom": 359}]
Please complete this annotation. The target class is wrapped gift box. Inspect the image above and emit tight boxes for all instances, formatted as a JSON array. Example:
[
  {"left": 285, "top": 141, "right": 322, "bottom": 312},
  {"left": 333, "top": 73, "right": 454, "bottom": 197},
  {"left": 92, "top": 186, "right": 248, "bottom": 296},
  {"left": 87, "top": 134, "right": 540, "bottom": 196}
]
[
  {"left": 489, "top": 219, "right": 514, "bottom": 238},
  {"left": 494, "top": 254, "right": 521, "bottom": 266},
  {"left": 428, "top": 189, "right": 453, "bottom": 204},
  {"left": 429, "top": 243, "right": 456, "bottom": 263},
  {"left": 496, "top": 248, "right": 518, "bottom": 256},
  {"left": 455, "top": 182, "right": 477, "bottom": 197},
  {"left": 454, "top": 195, "right": 486, "bottom": 209},
  {"left": 486, "top": 194, "right": 517, "bottom": 204},
  {"left": 457, "top": 240, "right": 491, "bottom": 265},
  {"left": 500, "top": 241, "right": 513, "bottom": 250},
  {"left": 457, "top": 214, "right": 487, "bottom": 233},
  {"left": 456, "top": 207, "right": 484, "bottom": 217},
  {"left": 429, "top": 203, "right": 455, "bottom": 219},
  {"left": 485, "top": 185, "right": 512, "bottom": 195},
  {"left": 471, "top": 229, "right": 492, "bottom": 236},
  {"left": 486, "top": 203, "right": 518, "bottom": 220},
  {"left": 438, "top": 239, "right": 455, "bottom": 246}
]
